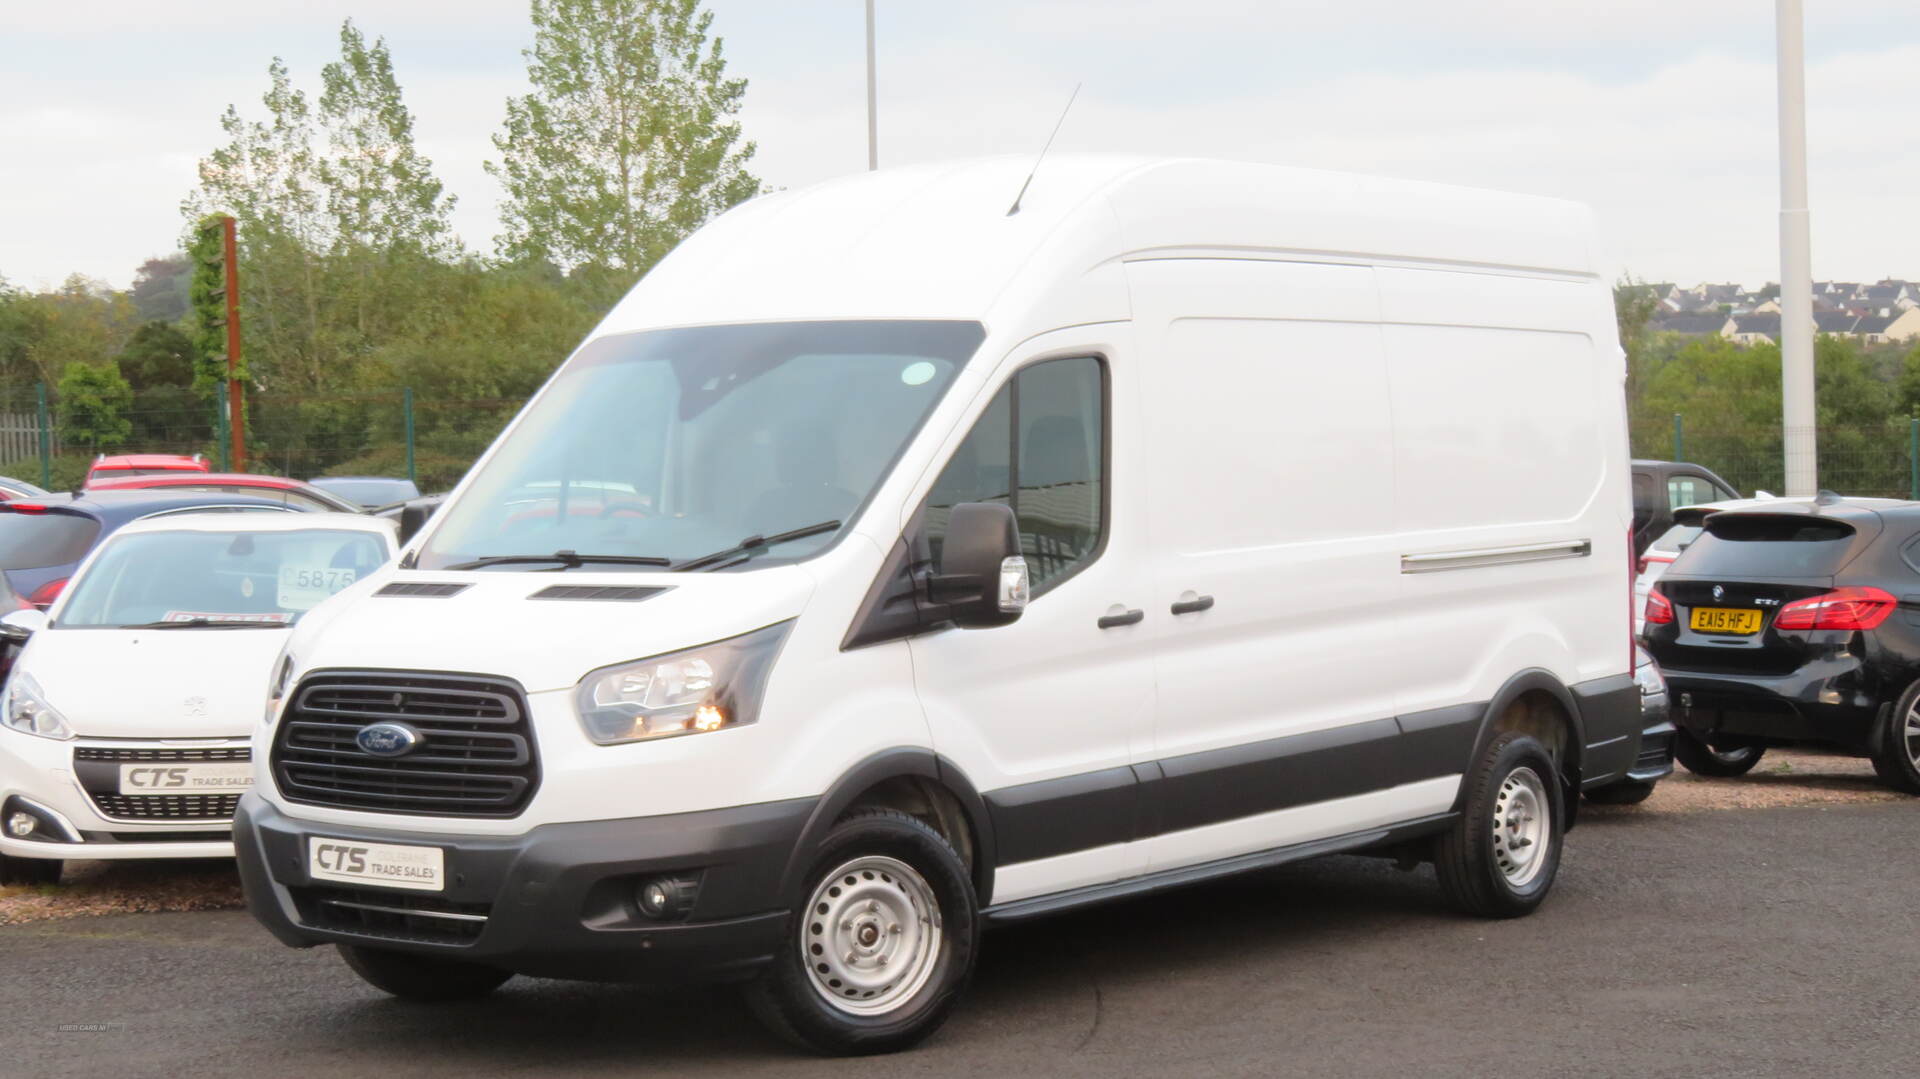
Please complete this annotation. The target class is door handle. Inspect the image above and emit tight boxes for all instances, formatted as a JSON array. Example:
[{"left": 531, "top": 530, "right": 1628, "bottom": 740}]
[
  {"left": 1098, "top": 607, "right": 1144, "bottom": 629},
  {"left": 1170, "top": 593, "right": 1215, "bottom": 615}
]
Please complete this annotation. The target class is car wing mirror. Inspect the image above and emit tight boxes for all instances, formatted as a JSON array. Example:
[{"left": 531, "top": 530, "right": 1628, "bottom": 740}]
[
  {"left": 0, "top": 607, "right": 49, "bottom": 641},
  {"left": 396, "top": 496, "right": 444, "bottom": 546},
  {"left": 928, "top": 502, "right": 1028, "bottom": 629}
]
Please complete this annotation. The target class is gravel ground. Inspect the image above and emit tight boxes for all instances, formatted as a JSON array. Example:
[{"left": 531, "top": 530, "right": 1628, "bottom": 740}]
[{"left": 3, "top": 746, "right": 1908, "bottom": 926}]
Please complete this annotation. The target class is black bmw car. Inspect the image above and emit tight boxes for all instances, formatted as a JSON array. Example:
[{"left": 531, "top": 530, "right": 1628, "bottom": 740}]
[{"left": 1641, "top": 495, "right": 1920, "bottom": 793}]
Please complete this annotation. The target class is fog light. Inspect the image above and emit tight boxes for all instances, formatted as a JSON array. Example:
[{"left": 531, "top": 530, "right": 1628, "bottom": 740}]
[
  {"left": 634, "top": 874, "right": 700, "bottom": 921},
  {"left": 6, "top": 811, "right": 35, "bottom": 838}
]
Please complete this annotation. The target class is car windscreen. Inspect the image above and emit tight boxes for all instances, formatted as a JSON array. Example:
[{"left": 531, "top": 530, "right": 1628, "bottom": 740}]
[
  {"left": 0, "top": 512, "right": 101, "bottom": 570},
  {"left": 415, "top": 320, "right": 985, "bottom": 571},
  {"left": 56, "top": 528, "right": 389, "bottom": 628},
  {"left": 312, "top": 478, "right": 417, "bottom": 507},
  {"left": 1675, "top": 514, "right": 1859, "bottom": 578}
]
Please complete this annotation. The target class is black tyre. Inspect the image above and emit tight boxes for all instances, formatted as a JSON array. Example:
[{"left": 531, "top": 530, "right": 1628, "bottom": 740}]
[
  {"left": 1434, "top": 732, "right": 1563, "bottom": 918},
  {"left": 1869, "top": 683, "right": 1920, "bottom": 795},
  {"left": 0, "top": 854, "right": 61, "bottom": 886},
  {"left": 337, "top": 944, "right": 512, "bottom": 1001},
  {"left": 1673, "top": 729, "right": 1764, "bottom": 777},
  {"left": 1583, "top": 780, "right": 1656, "bottom": 806},
  {"left": 746, "top": 808, "right": 979, "bottom": 1056}
]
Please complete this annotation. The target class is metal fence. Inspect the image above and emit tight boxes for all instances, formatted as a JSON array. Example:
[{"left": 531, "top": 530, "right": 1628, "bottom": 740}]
[
  {"left": 1635, "top": 414, "right": 1920, "bottom": 499},
  {"left": 0, "top": 386, "right": 523, "bottom": 494}
]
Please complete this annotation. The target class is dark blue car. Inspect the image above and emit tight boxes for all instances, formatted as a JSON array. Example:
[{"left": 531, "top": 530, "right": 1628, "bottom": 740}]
[{"left": 0, "top": 489, "right": 317, "bottom": 609}]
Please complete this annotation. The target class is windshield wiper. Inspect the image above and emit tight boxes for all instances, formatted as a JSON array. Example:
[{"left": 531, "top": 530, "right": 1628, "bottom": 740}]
[
  {"left": 443, "top": 550, "right": 674, "bottom": 572},
  {"left": 672, "top": 521, "right": 843, "bottom": 573},
  {"left": 121, "top": 618, "right": 285, "bottom": 630}
]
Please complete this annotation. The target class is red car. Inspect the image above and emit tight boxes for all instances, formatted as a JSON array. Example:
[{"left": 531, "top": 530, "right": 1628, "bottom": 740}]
[
  {"left": 85, "top": 454, "right": 212, "bottom": 485},
  {"left": 83, "top": 472, "right": 362, "bottom": 513}
]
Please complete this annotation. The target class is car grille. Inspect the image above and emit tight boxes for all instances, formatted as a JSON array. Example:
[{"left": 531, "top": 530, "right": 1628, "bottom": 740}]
[
  {"left": 74, "top": 745, "right": 251, "bottom": 821},
  {"left": 74, "top": 747, "right": 250, "bottom": 762},
  {"left": 88, "top": 793, "right": 244, "bottom": 821},
  {"left": 270, "top": 671, "right": 538, "bottom": 818},
  {"left": 292, "top": 885, "right": 490, "bottom": 945}
]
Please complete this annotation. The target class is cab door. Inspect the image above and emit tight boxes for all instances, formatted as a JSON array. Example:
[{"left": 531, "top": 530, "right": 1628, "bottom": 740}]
[{"left": 905, "top": 328, "right": 1155, "bottom": 905}]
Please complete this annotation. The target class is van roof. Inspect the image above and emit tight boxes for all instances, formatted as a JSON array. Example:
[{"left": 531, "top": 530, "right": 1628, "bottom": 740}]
[{"left": 601, "top": 155, "right": 1601, "bottom": 336}]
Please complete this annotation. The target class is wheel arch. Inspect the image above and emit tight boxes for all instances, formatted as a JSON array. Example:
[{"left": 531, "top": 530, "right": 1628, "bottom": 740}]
[
  {"left": 1458, "top": 669, "right": 1587, "bottom": 825},
  {"left": 778, "top": 748, "right": 997, "bottom": 904}
]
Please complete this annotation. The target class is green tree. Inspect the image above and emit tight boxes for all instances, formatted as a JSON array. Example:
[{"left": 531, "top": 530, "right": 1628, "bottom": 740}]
[
  {"left": 317, "top": 20, "right": 457, "bottom": 257},
  {"left": 56, "top": 361, "right": 135, "bottom": 451},
  {"left": 115, "top": 321, "right": 196, "bottom": 391},
  {"left": 129, "top": 255, "right": 193, "bottom": 322},
  {"left": 488, "top": 0, "right": 760, "bottom": 295}
]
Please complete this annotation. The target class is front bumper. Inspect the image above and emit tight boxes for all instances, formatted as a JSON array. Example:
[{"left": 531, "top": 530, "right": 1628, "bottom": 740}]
[
  {"left": 0, "top": 734, "right": 246, "bottom": 861},
  {"left": 1662, "top": 655, "right": 1880, "bottom": 751},
  {"left": 1623, "top": 690, "right": 1676, "bottom": 784},
  {"left": 234, "top": 793, "right": 816, "bottom": 983}
]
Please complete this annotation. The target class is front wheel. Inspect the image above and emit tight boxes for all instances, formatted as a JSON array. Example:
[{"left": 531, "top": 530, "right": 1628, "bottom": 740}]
[
  {"left": 337, "top": 944, "right": 512, "bottom": 1001},
  {"left": 1673, "top": 729, "right": 1764, "bottom": 777},
  {"left": 746, "top": 808, "right": 979, "bottom": 1055},
  {"left": 1869, "top": 684, "right": 1920, "bottom": 795},
  {"left": 1434, "top": 732, "right": 1563, "bottom": 918}
]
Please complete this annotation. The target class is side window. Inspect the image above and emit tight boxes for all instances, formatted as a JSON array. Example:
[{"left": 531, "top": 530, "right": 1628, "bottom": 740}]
[
  {"left": 1668, "top": 475, "right": 1714, "bottom": 510},
  {"left": 922, "top": 356, "right": 1105, "bottom": 592}
]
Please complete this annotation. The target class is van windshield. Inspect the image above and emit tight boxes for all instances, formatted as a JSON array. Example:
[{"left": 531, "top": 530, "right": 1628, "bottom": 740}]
[{"left": 415, "top": 320, "right": 984, "bottom": 572}]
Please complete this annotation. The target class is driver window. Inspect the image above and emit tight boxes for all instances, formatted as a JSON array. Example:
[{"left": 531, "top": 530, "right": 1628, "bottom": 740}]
[{"left": 923, "top": 356, "right": 1105, "bottom": 592}]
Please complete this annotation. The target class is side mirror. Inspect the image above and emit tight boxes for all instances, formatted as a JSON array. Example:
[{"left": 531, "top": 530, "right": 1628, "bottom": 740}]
[
  {"left": 930, "top": 502, "right": 1029, "bottom": 629},
  {"left": 396, "top": 496, "right": 443, "bottom": 546},
  {"left": 0, "top": 608, "right": 48, "bottom": 641}
]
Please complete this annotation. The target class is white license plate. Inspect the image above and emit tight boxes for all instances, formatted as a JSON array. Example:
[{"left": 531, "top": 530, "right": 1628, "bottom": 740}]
[
  {"left": 307, "top": 837, "right": 445, "bottom": 892},
  {"left": 117, "top": 763, "right": 254, "bottom": 794}
]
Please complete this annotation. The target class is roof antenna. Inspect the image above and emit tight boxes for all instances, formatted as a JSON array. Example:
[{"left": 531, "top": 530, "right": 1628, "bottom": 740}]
[{"left": 1006, "top": 82, "right": 1081, "bottom": 217}]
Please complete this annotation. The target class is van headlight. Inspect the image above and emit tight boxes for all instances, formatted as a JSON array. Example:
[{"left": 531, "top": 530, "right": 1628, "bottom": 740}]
[
  {"left": 265, "top": 651, "right": 296, "bottom": 726},
  {"left": 3, "top": 674, "right": 74, "bottom": 740},
  {"left": 573, "top": 622, "right": 792, "bottom": 745}
]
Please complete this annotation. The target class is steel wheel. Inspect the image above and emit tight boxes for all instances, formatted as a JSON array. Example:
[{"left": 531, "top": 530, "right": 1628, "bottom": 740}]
[
  {"left": 800, "top": 855, "right": 944, "bottom": 1017},
  {"left": 1491, "top": 766, "right": 1551, "bottom": 888}
]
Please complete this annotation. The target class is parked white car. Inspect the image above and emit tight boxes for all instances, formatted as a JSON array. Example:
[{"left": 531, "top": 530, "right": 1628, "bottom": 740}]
[
  {"left": 0, "top": 512, "right": 396, "bottom": 884},
  {"left": 237, "top": 156, "right": 1644, "bottom": 1055}
]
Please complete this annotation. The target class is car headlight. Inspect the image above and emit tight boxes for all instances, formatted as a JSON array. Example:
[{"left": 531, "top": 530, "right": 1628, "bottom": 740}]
[
  {"left": 1633, "top": 653, "right": 1666, "bottom": 698},
  {"left": 574, "top": 622, "right": 792, "bottom": 745},
  {"left": 3, "top": 673, "right": 74, "bottom": 740},
  {"left": 265, "top": 650, "right": 296, "bottom": 726}
]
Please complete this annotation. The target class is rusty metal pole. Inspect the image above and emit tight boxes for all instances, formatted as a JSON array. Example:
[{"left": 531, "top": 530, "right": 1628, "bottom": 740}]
[{"left": 221, "top": 215, "right": 246, "bottom": 472}]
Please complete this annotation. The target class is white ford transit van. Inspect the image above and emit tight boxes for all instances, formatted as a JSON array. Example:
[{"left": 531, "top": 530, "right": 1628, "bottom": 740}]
[{"left": 236, "top": 156, "right": 1642, "bottom": 1055}]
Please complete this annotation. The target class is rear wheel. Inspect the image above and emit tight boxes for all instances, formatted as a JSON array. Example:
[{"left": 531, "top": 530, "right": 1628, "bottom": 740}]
[
  {"left": 0, "top": 853, "right": 61, "bottom": 886},
  {"left": 1583, "top": 780, "right": 1656, "bottom": 806},
  {"left": 336, "top": 944, "right": 512, "bottom": 1001},
  {"left": 1673, "top": 729, "right": 1764, "bottom": 777},
  {"left": 746, "top": 808, "right": 978, "bottom": 1055},
  {"left": 1434, "top": 732, "right": 1563, "bottom": 918},
  {"left": 1869, "top": 684, "right": 1920, "bottom": 795}
]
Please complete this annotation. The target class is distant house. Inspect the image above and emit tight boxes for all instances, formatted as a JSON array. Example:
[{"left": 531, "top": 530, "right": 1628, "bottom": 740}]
[
  {"left": 1860, "top": 307, "right": 1920, "bottom": 344},
  {"left": 1655, "top": 313, "right": 1734, "bottom": 337},
  {"left": 1726, "top": 314, "right": 1781, "bottom": 344}
]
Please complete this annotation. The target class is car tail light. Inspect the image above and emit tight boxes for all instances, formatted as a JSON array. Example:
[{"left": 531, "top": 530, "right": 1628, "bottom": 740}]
[
  {"left": 1773, "top": 586, "right": 1898, "bottom": 631},
  {"left": 4, "top": 503, "right": 47, "bottom": 515},
  {"left": 1644, "top": 585, "right": 1675, "bottom": 626},
  {"left": 26, "top": 578, "right": 66, "bottom": 610}
]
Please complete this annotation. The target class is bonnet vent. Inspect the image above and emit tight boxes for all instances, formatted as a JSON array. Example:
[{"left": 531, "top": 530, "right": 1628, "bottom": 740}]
[
  {"left": 528, "top": 585, "right": 670, "bottom": 602},
  {"left": 374, "top": 582, "right": 471, "bottom": 598}
]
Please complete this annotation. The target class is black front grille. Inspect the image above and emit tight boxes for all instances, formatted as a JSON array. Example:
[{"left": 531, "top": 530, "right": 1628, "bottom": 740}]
[
  {"left": 271, "top": 671, "right": 538, "bottom": 818},
  {"left": 88, "top": 793, "right": 243, "bottom": 820},
  {"left": 292, "top": 885, "right": 490, "bottom": 945},
  {"left": 74, "top": 747, "right": 250, "bottom": 762}
]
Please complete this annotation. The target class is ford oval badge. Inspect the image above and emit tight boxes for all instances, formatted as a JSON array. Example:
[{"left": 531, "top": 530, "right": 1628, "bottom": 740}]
[{"left": 355, "top": 721, "right": 423, "bottom": 758}]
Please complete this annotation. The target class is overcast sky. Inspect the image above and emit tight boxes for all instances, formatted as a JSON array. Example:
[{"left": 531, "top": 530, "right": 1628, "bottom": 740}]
[{"left": 3, "top": 1, "right": 1917, "bottom": 291}]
